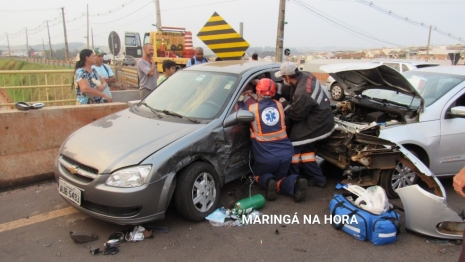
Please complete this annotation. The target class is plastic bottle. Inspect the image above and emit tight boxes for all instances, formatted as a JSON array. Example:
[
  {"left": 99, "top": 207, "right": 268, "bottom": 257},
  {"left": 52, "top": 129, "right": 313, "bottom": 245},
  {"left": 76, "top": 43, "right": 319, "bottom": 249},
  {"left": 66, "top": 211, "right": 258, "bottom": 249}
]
[{"left": 234, "top": 194, "right": 266, "bottom": 215}]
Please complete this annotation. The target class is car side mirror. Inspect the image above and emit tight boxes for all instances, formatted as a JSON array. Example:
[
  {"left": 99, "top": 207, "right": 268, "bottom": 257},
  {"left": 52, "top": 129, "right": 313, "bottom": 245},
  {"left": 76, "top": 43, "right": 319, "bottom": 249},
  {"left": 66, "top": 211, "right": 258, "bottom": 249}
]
[
  {"left": 446, "top": 106, "right": 465, "bottom": 119},
  {"left": 223, "top": 110, "right": 254, "bottom": 128}
]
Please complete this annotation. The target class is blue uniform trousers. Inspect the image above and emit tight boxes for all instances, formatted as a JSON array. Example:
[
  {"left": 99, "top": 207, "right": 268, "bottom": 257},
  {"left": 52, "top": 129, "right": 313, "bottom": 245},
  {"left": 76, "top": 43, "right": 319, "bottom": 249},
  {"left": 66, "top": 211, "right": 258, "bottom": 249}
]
[
  {"left": 252, "top": 157, "right": 299, "bottom": 196},
  {"left": 289, "top": 142, "right": 326, "bottom": 185}
]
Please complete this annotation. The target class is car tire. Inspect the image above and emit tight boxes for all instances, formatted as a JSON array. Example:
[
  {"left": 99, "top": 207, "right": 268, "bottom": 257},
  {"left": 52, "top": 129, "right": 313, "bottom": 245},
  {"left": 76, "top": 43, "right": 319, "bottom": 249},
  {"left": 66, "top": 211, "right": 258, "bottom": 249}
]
[
  {"left": 379, "top": 152, "right": 420, "bottom": 199},
  {"left": 174, "top": 162, "right": 220, "bottom": 221},
  {"left": 330, "top": 83, "right": 345, "bottom": 101}
]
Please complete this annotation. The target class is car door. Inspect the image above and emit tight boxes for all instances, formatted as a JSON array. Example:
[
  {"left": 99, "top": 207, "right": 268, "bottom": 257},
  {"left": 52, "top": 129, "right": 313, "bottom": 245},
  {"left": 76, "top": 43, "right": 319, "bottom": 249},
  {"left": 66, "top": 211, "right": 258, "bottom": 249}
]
[
  {"left": 438, "top": 87, "right": 465, "bottom": 175},
  {"left": 221, "top": 69, "right": 277, "bottom": 182}
]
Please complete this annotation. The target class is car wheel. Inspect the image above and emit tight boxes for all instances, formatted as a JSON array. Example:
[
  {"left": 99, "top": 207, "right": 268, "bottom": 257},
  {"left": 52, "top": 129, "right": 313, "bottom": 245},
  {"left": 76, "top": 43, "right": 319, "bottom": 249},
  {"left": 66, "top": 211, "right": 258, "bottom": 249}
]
[
  {"left": 330, "top": 83, "right": 345, "bottom": 101},
  {"left": 174, "top": 162, "right": 220, "bottom": 221},
  {"left": 379, "top": 152, "right": 420, "bottom": 199}
]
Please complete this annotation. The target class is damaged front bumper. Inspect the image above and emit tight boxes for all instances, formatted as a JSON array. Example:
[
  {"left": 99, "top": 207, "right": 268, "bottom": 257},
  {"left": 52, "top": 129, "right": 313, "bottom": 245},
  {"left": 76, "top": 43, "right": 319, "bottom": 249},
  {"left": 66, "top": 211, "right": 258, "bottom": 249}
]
[{"left": 396, "top": 146, "right": 464, "bottom": 239}]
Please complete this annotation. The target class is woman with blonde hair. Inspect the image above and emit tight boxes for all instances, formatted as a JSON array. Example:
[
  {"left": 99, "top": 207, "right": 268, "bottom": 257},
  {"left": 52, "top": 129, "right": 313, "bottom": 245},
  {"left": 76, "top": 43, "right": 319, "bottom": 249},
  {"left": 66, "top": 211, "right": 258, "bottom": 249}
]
[{"left": 74, "top": 49, "right": 112, "bottom": 104}]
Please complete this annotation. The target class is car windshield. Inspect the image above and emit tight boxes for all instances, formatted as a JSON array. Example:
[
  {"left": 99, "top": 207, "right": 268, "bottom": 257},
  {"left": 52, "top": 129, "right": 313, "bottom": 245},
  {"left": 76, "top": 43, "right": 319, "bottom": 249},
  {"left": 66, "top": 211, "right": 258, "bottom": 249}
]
[
  {"left": 403, "top": 71, "right": 465, "bottom": 106},
  {"left": 361, "top": 89, "right": 422, "bottom": 109},
  {"left": 143, "top": 71, "right": 238, "bottom": 119}
]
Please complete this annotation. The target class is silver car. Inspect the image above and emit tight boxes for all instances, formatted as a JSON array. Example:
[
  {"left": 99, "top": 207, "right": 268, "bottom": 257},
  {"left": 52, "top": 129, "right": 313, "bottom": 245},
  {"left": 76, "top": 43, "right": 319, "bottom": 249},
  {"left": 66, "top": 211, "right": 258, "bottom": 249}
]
[
  {"left": 114, "top": 53, "right": 135, "bottom": 66},
  {"left": 321, "top": 63, "right": 465, "bottom": 198},
  {"left": 54, "top": 61, "right": 283, "bottom": 225},
  {"left": 325, "top": 60, "right": 439, "bottom": 101}
]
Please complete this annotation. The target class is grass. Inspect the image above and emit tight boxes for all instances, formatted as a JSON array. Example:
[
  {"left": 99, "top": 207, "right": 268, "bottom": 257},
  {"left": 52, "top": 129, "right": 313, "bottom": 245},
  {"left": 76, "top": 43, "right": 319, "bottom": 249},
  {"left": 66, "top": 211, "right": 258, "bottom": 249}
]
[{"left": 0, "top": 60, "right": 75, "bottom": 105}]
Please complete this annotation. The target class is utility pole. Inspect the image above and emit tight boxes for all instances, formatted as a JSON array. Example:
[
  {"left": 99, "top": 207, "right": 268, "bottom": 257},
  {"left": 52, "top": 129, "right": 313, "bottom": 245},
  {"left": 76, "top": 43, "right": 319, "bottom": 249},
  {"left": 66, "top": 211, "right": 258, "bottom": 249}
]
[
  {"left": 62, "top": 7, "right": 70, "bottom": 61},
  {"left": 87, "top": 4, "right": 90, "bottom": 48},
  {"left": 426, "top": 25, "right": 432, "bottom": 62},
  {"left": 155, "top": 0, "right": 162, "bottom": 31},
  {"left": 91, "top": 28, "right": 94, "bottom": 50},
  {"left": 47, "top": 20, "right": 54, "bottom": 60},
  {"left": 6, "top": 33, "right": 11, "bottom": 56},
  {"left": 25, "top": 27, "right": 29, "bottom": 58},
  {"left": 42, "top": 38, "right": 46, "bottom": 59},
  {"left": 275, "top": 0, "right": 286, "bottom": 62}
]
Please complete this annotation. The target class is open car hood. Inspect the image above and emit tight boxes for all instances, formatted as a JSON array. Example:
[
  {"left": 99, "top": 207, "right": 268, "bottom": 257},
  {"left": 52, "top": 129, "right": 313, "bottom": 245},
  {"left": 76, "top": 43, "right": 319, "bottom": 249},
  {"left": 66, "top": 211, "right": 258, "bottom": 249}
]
[{"left": 320, "top": 63, "right": 424, "bottom": 108}]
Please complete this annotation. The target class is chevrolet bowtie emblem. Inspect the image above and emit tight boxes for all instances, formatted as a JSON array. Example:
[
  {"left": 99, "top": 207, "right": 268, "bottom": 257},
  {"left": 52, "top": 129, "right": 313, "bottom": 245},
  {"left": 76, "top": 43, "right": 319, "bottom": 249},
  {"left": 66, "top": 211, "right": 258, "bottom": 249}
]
[{"left": 68, "top": 165, "right": 78, "bottom": 174}]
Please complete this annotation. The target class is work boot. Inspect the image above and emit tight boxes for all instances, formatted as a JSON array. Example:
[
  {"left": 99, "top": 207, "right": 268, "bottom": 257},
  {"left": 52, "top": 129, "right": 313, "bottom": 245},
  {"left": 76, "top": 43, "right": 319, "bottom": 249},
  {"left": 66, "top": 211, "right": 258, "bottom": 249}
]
[
  {"left": 294, "top": 178, "right": 307, "bottom": 202},
  {"left": 307, "top": 180, "right": 326, "bottom": 188},
  {"left": 266, "top": 179, "right": 277, "bottom": 201}
]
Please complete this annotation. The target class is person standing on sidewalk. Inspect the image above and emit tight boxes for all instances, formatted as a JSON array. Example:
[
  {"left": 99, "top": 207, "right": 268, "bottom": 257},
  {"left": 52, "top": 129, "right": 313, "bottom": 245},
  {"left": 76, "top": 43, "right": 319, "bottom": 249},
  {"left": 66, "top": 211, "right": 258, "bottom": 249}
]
[
  {"left": 137, "top": 43, "right": 157, "bottom": 99},
  {"left": 74, "top": 49, "right": 112, "bottom": 104},
  {"left": 92, "top": 48, "right": 116, "bottom": 101}
]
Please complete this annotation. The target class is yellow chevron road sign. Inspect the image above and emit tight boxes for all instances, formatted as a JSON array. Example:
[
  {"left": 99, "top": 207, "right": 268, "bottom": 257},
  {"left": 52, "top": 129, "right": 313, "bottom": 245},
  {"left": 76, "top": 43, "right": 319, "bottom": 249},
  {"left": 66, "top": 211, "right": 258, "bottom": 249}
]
[{"left": 197, "top": 12, "right": 250, "bottom": 60}]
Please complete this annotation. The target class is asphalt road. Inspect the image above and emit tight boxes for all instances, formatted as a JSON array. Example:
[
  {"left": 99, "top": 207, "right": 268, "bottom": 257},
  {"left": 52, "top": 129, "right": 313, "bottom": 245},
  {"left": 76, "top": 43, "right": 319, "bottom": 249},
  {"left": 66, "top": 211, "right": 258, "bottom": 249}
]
[{"left": 1, "top": 171, "right": 463, "bottom": 261}]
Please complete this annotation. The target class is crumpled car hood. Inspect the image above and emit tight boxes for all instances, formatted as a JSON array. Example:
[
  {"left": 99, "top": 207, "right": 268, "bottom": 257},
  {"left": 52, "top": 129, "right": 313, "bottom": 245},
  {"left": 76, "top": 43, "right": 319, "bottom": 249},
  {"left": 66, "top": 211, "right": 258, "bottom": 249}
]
[
  {"left": 320, "top": 63, "right": 424, "bottom": 106},
  {"left": 60, "top": 109, "right": 204, "bottom": 173}
]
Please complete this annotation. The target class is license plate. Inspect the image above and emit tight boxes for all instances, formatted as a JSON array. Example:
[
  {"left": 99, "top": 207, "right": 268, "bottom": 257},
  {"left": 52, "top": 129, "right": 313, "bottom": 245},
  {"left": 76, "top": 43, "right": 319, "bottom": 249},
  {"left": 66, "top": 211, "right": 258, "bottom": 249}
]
[{"left": 58, "top": 179, "right": 82, "bottom": 206}]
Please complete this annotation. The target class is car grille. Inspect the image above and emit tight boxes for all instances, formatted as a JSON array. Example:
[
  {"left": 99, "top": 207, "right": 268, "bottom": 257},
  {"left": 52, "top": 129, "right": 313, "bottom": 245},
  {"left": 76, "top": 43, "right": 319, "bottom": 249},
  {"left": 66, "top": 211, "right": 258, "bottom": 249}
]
[
  {"left": 81, "top": 201, "right": 142, "bottom": 217},
  {"left": 59, "top": 155, "right": 98, "bottom": 183}
]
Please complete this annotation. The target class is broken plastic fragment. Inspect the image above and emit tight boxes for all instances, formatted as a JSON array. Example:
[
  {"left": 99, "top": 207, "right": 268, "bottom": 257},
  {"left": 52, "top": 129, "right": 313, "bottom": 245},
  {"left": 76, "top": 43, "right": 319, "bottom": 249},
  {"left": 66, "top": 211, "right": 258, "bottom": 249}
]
[{"left": 69, "top": 231, "right": 98, "bottom": 244}]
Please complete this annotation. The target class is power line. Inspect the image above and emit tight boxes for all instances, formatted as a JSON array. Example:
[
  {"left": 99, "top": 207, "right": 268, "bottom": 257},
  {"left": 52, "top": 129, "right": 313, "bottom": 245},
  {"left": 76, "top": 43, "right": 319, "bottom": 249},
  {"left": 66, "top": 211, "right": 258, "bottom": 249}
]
[
  {"left": 0, "top": 7, "right": 59, "bottom": 12},
  {"left": 291, "top": 0, "right": 403, "bottom": 47},
  {"left": 356, "top": 0, "right": 464, "bottom": 43},
  {"left": 91, "top": 0, "right": 153, "bottom": 25}
]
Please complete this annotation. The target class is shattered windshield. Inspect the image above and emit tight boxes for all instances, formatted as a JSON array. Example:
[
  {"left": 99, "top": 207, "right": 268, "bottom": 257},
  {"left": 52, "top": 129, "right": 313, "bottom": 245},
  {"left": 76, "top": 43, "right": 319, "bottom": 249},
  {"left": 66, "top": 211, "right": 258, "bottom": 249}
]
[
  {"left": 143, "top": 71, "right": 238, "bottom": 119},
  {"left": 403, "top": 71, "right": 465, "bottom": 107}
]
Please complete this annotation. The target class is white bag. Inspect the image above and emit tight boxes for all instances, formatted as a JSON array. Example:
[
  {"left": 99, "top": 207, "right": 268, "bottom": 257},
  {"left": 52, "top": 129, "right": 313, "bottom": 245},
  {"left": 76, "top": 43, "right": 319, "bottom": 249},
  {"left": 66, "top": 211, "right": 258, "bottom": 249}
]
[{"left": 341, "top": 184, "right": 390, "bottom": 215}]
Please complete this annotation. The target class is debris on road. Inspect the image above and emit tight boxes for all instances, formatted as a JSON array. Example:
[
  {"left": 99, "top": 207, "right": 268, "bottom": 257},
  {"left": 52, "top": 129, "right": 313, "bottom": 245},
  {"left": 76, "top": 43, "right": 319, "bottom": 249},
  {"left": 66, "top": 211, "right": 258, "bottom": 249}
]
[{"left": 69, "top": 231, "right": 98, "bottom": 243}]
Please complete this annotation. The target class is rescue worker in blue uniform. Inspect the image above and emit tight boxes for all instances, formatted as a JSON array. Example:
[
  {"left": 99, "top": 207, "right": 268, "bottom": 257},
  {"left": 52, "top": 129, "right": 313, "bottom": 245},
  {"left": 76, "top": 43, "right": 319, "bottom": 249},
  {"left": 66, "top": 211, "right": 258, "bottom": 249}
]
[
  {"left": 275, "top": 62, "right": 335, "bottom": 188},
  {"left": 243, "top": 78, "right": 307, "bottom": 202}
]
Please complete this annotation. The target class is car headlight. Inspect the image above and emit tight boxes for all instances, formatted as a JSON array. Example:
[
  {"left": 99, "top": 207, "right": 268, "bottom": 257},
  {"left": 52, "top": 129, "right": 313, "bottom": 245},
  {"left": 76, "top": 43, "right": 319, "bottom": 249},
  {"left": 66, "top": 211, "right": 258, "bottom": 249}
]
[{"left": 105, "top": 165, "right": 151, "bottom": 187}]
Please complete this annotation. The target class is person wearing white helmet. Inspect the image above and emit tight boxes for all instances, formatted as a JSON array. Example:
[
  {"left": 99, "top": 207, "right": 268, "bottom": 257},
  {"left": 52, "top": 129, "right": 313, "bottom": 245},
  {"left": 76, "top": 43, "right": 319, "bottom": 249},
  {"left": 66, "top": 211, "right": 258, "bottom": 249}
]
[{"left": 275, "top": 62, "right": 335, "bottom": 188}]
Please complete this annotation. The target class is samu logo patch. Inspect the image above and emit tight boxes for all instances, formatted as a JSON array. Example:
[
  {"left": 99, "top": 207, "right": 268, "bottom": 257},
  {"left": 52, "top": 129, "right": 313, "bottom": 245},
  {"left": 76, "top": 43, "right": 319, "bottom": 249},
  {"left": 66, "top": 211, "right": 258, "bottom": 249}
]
[{"left": 261, "top": 107, "right": 279, "bottom": 126}]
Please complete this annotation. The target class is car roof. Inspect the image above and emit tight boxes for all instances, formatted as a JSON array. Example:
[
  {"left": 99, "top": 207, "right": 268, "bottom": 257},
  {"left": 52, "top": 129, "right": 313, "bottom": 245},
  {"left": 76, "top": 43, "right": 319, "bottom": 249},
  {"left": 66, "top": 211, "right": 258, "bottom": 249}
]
[
  {"left": 371, "top": 60, "right": 439, "bottom": 66},
  {"left": 183, "top": 61, "right": 281, "bottom": 75},
  {"left": 408, "top": 65, "right": 465, "bottom": 75}
]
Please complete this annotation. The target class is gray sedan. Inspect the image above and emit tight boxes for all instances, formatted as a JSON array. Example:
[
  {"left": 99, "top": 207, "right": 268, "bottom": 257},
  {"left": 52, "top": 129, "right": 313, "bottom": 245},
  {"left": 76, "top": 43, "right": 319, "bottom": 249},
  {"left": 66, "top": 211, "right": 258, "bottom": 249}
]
[{"left": 55, "top": 61, "right": 282, "bottom": 224}]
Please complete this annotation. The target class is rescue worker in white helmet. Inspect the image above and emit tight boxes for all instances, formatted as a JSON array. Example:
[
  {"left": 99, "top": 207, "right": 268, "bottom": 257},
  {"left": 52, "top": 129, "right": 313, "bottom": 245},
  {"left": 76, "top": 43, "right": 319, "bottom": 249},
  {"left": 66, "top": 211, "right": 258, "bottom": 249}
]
[{"left": 244, "top": 78, "right": 307, "bottom": 202}]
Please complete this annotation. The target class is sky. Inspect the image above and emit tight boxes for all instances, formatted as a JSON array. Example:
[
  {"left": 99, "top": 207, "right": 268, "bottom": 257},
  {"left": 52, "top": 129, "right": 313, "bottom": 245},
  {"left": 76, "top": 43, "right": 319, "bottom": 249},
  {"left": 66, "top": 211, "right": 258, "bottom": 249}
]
[{"left": 0, "top": 0, "right": 464, "bottom": 52}]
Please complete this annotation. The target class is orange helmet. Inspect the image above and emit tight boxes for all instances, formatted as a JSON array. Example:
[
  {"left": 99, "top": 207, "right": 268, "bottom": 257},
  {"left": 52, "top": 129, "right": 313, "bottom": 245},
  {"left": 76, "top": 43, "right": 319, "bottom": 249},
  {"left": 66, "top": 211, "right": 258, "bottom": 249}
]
[{"left": 256, "top": 78, "right": 276, "bottom": 97}]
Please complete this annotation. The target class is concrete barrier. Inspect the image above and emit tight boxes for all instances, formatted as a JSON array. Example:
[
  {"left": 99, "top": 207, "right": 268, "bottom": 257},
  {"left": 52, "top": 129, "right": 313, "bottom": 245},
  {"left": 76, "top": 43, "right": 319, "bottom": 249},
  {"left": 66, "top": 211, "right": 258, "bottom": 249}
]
[
  {"left": 0, "top": 103, "right": 128, "bottom": 190},
  {"left": 111, "top": 90, "right": 140, "bottom": 103}
]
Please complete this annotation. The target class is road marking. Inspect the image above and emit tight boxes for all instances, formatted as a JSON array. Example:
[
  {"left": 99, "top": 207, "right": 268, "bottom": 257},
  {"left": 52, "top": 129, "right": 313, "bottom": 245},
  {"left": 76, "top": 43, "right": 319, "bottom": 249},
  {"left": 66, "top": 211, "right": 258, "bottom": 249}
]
[{"left": 0, "top": 207, "right": 78, "bottom": 233}]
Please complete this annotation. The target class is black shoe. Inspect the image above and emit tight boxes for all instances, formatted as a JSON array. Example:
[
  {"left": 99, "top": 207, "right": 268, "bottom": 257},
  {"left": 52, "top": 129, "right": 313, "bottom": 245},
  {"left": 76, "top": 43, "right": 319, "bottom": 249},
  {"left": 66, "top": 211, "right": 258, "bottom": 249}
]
[
  {"left": 307, "top": 180, "right": 326, "bottom": 188},
  {"left": 266, "top": 179, "right": 277, "bottom": 201},
  {"left": 294, "top": 178, "right": 307, "bottom": 202}
]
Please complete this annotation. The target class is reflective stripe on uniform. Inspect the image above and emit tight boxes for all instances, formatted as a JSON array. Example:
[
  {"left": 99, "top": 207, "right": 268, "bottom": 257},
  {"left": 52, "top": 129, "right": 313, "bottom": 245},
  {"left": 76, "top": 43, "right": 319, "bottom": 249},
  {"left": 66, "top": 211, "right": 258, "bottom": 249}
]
[
  {"left": 250, "top": 103, "right": 260, "bottom": 134},
  {"left": 251, "top": 129, "right": 287, "bottom": 141},
  {"left": 292, "top": 154, "right": 301, "bottom": 164},
  {"left": 301, "top": 152, "right": 316, "bottom": 163},
  {"left": 311, "top": 82, "right": 320, "bottom": 100}
]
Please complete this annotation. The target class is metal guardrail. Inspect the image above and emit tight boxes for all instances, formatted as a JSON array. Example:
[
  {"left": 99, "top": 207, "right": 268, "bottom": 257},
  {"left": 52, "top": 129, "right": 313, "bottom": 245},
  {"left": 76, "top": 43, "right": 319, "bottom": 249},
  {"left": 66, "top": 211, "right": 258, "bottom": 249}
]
[
  {"left": 0, "top": 64, "right": 139, "bottom": 109},
  {"left": 0, "top": 57, "right": 75, "bottom": 68}
]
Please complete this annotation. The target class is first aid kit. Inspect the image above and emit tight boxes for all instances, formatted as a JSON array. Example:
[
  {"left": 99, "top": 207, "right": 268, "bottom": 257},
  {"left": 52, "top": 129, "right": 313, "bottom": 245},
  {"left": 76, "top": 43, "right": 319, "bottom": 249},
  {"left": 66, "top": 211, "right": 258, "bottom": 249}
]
[{"left": 329, "top": 193, "right": 401, "bottom": 245}]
